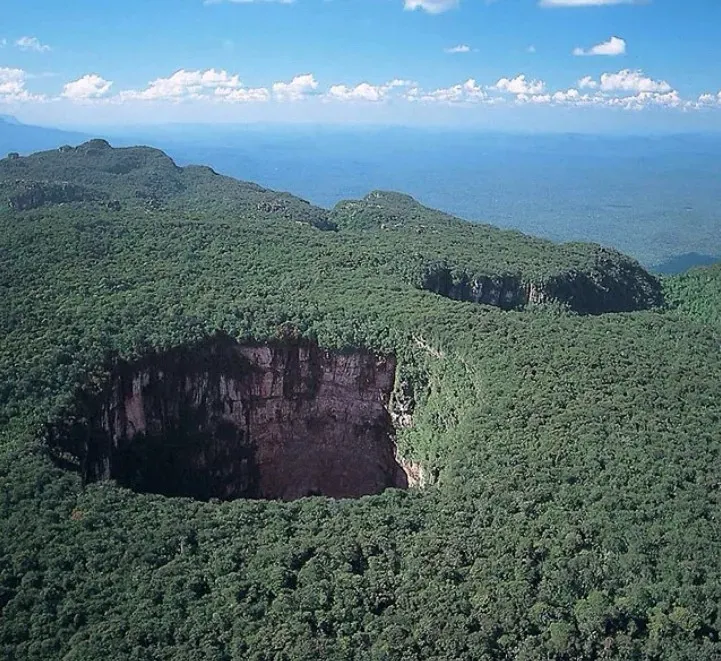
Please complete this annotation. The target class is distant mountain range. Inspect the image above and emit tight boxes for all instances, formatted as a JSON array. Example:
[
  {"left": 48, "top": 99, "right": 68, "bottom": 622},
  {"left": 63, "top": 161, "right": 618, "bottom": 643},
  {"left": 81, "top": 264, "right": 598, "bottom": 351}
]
[
  {"left": 0, "top": 114, "right": 22, "bottom": 126},
  {"left": 1, "top": 116, "right": 718, "bottom": 273},
  {"left": 0, "top": 115, "right": 90, "bottom": 156}
]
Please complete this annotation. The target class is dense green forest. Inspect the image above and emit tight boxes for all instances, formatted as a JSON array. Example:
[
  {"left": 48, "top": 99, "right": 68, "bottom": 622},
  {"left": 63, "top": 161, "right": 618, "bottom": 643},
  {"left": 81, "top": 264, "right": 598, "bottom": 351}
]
[
  {"left": 664, "top": 263, "right": 721, "bottom": 330},
  {"left": 1, "top": 141, "right": 720, "bottom": 660}
]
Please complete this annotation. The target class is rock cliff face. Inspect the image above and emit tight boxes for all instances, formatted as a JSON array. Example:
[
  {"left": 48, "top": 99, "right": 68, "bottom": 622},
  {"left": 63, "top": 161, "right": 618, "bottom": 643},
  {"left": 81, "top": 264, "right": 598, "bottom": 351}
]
[
  {"left": 419, "top": 256, "right": 663, "bottom": 314},
  {"left": 49, "top": 336, "right": 408, "bottom": 501},
  {"left": 8, "top": 181, "right": 98, "bottom": 211}
]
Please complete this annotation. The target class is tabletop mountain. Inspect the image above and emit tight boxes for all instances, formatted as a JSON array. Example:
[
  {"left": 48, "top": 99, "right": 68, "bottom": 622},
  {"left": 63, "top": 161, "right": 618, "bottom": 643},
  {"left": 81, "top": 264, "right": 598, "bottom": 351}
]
[{"left": 1, "top": 142, "right": 719, "bottom": 661}]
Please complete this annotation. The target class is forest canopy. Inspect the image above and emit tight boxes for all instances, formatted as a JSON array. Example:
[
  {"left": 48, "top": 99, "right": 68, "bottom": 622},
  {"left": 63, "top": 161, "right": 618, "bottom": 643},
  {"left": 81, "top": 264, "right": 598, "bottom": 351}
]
[{"left": 1, "top": 142, "right": 720, "bottom": 661}]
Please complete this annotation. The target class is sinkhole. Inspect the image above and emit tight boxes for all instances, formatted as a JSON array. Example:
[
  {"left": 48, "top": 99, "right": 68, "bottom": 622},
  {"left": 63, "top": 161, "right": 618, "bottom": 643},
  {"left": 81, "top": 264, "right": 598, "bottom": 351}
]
[{"left": 48, "top": 335, "right": 410, "bottom": 501}]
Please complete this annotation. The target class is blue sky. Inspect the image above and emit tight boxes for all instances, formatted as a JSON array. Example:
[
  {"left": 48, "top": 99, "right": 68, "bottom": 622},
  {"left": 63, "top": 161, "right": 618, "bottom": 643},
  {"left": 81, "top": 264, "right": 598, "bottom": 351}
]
[{"left": 2, "top": 0, "right": 721, "bottom": 131}]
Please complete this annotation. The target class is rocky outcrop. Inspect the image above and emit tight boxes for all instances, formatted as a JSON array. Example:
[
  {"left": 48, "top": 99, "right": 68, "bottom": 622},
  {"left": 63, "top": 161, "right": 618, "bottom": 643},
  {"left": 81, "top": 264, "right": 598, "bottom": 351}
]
[
  {"left": 48, "top": 335, "right": 409, "bottom": 501},
  {"left": 8, "top": 181, "right": 98, "bottom": 211},
  {"left": 256, "top": 198, "right": 337, "bottom": 231},
  {"left": 400, "top": 459, "right": 427, "bottom": 488},
  {"left": 419, "top": 267, "right": 529, "bottom": 310},
  {"left": 419, "top": 256, "right": 663, "bottom": 314},
  {"left": 541, "top": 262, "right": 664, "bottom": 314}
]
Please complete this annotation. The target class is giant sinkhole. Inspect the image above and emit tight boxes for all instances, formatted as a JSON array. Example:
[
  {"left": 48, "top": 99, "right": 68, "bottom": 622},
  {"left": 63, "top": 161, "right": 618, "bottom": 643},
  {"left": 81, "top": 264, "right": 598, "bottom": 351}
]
[{"left": 48, "top": 335, "right": 410, "bottom": 501}]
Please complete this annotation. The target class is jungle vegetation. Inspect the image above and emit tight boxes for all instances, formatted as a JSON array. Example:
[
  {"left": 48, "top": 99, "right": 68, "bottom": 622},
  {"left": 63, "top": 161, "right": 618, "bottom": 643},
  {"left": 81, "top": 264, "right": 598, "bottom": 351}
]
[{"left": 1, "top": 141, "right": 720, "bottom": 661}]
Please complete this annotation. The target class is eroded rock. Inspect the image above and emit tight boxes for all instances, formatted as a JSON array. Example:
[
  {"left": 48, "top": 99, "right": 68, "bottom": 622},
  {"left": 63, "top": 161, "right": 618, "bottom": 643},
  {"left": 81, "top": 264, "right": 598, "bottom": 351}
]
[
  {"left": 419, "top": 258, "right": 663, "bottom": 314},
  {"left": 48, "top": 335, "right": 411, "bottom": 501},
  {"left": 8, "top": 181, "right": 98, "bottom": 211}
]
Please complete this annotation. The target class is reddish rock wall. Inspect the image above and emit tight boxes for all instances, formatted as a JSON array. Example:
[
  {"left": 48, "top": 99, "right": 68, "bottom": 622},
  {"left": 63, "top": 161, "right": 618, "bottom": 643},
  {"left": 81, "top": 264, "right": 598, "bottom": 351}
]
[{"left": 54, "top": 336, "right": 408, "bottom": 501}]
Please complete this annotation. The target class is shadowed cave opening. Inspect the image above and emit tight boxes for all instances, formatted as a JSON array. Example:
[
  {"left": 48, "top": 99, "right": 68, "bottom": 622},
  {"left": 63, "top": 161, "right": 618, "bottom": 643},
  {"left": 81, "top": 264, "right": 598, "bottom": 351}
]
[{"left": 48, "top": 335, "right": 410, "bottom": 501}]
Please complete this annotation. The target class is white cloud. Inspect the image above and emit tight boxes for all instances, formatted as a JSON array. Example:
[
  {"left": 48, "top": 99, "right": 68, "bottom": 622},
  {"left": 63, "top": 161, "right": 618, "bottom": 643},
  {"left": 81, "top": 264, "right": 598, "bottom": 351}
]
[
  {"left": 578, "top": 70, "right": 673, "bottom": 95},
  {"left": 527, "top": 45, "right": 537, "bottom": 54},
  {"left": 0, "top": 67, "right": 45, "bottom": 102},
  {"left": 404, "top": 0, "right": 459, "bottom": 13},
  {"left": 599, "top": 69, "right": 672, "bottom": 93},
  {"left": 520, "top": 93, "right": 552, "bottom": 104},
  {"left": 62, "top": 74, "right": 113, "bottom": 100},
  {"left": 540, "top": 0, "right": 642, "bottom": 5},
  {"left": 552, "top": 88, "right": 581, "bottom": 102},
  {"left": 0, "top": 68, "right": 25, "bottom": 96},
  {"left": 570, "top": 70, "right": 680, "bottom": 110},
  {"left": 606, "top": 90, "right": 683, "bottom": 110},
  {"left": 445, "top": 44, "right": 471, "bottom": 54},
  {"left": 15, "top": 36, "right": 51, "bottom": 53},
  {"left": 4, "top": 63, "right": 719, "bottom": 116},
  {"left": 117, "top": 69, "right": 269, "bottom": 104},
  {"left": 327, "top": 83, "right": 386, "bottom": 102},
  {"left": 326, "top": 79, "right": 412, "bottom": 103},
  {"left": 495, "top": 74, "right": 546, "bottom": 95},
  {"left": 697, "top": 92, "right": 721, "bottom": 107},
  {"left": 573, "top": 36, "right": 626, "bottom": 56},
  {"left": 407, "top": 78, "right": 491, "bottom": 104},
  {"left": 121, "top": 69, "right": 245, "bottom": 101},
  {"left": 272, "top": 73, "right": 318, "bottom": 101},
  {"left": 214, "top": 87, "right": 270, "bottom": 102}
]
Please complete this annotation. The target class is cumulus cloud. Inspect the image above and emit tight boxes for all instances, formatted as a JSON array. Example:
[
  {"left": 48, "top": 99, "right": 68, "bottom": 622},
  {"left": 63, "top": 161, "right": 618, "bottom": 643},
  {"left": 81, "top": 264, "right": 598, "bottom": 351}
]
[
  {"left": 407, "top": 78, "right": 491, "bottom": 104},
  {"left": 272, "top": 74, "right": 318, "bottom": 101},
  {"left": 697, "top": 92, "right": 721, "bottom": 107},
  {"left": 404, "top": 0, "right": 459, "bottom": 14},
  {"left": 495, "top": 74, "right": 546, "bottom": 95},
  {"left": 62, "top": 74, "right": 113, "bottom": 100},
  {"left": 552, "top": 88, "right": 581, "bottom": 102},
  {"left": 606, "top": 90, "right": 683, "bottom": 110},
  {"left": 0, "top": 68, "right": 26, "bottom": 97},
  {"left": 573, "top": 36, "right": 626, "bottom": 56},
  {"left": 215, "top": 87, "right": 270, "bottom": 102},
  {"left": 598, "top": 69, "right": 672, "bottom": 93},
  {"left": 445, "top": 44, "right": 471, "bottom": 54},
  {"left": 4, "top": 62, "right": 716, "bottom": 116},
  {"left": 15, "top": 36, "right": 51, "bottom": 53},
  {"left": 519, "top": 94, "right": 552, "bottom": 104},
  {"left": 121, "top": 69, "right": 248, "bottom": 101},
  {"left": 567, "top": 70, "right": 680, "bottom": 110},
  {"left": 0, "top": 67, "right": 43, "bottom": 102},
  {"left": 326, "top": 79, "right": 412, "bottom": 103},
  {"left": 327, "top": 83, "right": 386, "bottom": 102},
  {"left": 116, "top": 69, "right": 270, "bottom": 104},
  {"left": 403, "top": 68, "right": 687, "bottom": 111}
]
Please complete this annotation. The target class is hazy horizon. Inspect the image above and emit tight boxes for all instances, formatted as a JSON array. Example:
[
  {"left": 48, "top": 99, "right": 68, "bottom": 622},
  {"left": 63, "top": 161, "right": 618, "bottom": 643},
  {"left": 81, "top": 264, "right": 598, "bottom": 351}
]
[{"left": 3, "top": 114, "right": 720, "bottom": 274}]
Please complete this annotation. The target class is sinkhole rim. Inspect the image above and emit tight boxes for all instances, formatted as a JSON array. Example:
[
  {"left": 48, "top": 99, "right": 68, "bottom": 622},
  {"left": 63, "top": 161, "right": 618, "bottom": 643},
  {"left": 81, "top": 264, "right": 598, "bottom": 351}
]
[{"left": 45, "top": 334, "right": 420, "bottom": 503}]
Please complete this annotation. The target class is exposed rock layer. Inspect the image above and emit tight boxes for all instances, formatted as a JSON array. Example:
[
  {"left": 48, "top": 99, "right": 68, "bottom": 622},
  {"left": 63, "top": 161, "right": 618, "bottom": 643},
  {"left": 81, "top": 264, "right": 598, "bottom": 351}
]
[
  {"left": 49, "top": 336, "right": 408, "bottom": 501},
  {"left": 419, "top": 256, "right": 664, "bottom": 314},
  {"left": 8, "top": 181, "right": 98, "bottom": 211}
]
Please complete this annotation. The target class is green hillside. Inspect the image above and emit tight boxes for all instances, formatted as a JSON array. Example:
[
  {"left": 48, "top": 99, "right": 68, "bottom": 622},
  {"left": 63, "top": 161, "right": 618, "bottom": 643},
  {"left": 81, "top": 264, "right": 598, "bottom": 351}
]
[
  {"left": 664, "top": 263, "right": 721, "bottom": 330},
  {"left": 1, "top": 142, "right": 719, "bottom": 661}
]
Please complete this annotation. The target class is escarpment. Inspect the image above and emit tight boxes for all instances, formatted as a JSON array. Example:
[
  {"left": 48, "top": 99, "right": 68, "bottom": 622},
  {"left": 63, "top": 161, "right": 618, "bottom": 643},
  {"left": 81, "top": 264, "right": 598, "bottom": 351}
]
[
  {"left": 3, "top": 143, "right": 663, "bottom": 315},
  {"left": 418, "top": 255, "right": 663, "bottom": 314},
  {"left": 330, "top": 191, "right": 663, "bottom": 314},
  {"left": 7, "top": 181, "right": 99, "bottom": 211},
  {"left": 47, "top": 336, "right": 409, "bottom": 501}
]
